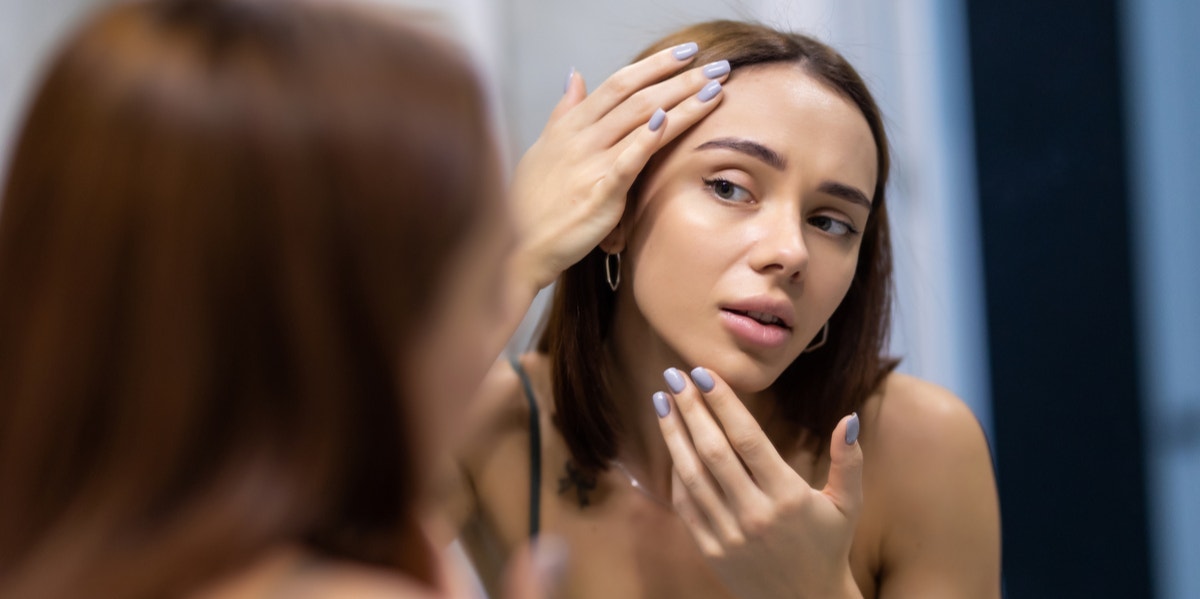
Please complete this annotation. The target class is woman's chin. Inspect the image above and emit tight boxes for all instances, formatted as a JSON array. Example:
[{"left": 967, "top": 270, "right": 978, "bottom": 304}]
[{"left": 696, "top": 352, "right": 791, "bottom": 394}]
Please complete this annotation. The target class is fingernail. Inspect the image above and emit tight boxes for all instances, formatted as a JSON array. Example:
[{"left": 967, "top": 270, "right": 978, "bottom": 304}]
[
  {"left": 845, "top": 412, "right": 860, "bottom": 445},
  {"left": 697, "top": 80, "right": 722, "bottom": 102},
  {"left": 648, "top": 107, "right": 666, "bottom": 132},
  {"left": 532, "top": 534, "right": 569, "bottom": 589},
  {"left": 689, "top": 367, "right": 715, "bottom": 392},
  {"left": 563, "top": 66, "right": 575, "bottom": 93},
  {"left": 702, "top": 60, "right": 730, "bottom": 79},
  {"left": 653, "top": 391, "right": 671, "bottom": 418},
  {"left": 672, "top": 42, "right": 699, "bottom": 60},
  {"left": 663, "top": 368, "right": 686, "bottom": 393}
]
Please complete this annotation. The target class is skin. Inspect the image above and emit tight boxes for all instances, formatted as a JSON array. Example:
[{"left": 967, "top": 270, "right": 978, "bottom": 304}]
[{"left": 451, "top": 59, "right": 1000, "bottom": 598}]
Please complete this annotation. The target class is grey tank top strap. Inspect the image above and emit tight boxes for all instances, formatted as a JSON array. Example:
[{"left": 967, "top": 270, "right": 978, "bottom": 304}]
[{"left": 507, "top": 354, "right": 541, "bottom": 539}]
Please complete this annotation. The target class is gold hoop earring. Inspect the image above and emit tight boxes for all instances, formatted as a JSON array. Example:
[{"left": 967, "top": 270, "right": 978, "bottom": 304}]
[
  {"left": 803, "top": 322, "right": 828, "bottom": 353},
  {"left": 604, "top": 252, "right": 621, "bottom": 291}
]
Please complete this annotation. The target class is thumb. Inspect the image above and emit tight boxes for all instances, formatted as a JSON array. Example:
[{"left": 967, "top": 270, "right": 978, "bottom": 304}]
[
  {"left": 502, "top": 535, "right": 569, "bottom": 599},
  {"left": 546, "top": 68, "right": 587, "bottom": 125},
  {"left": 822, "top": 412, "right": 864, "bottom": 518}
]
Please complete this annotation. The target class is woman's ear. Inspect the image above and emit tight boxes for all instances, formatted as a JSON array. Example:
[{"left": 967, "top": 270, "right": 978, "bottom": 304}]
[{"left": 598, "top": 225, "right": 626, "bottom": 254}]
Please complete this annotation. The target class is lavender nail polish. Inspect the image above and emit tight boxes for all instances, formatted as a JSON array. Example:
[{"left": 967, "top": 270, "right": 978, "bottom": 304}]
[
  {"left": 672, "top": 42, "right": 699, "bottom": 60},
  {"left": 702, "top": 60, "right": 730, "bottom": 79},
  {"left": 563, "top": 66, "right": 575, "bottom": 93},
  {"left": 845, "top": 412, "right": 860, "bottom": 445},
  {"left": 689, "top": 367, "right": 715, "bottom": 392},
  {"left": 653, "top": 391, "right": 671, "bottom": 418},
  {"left": 663, "top": 368, "right": 686, "bottom": 393},
  {"left": 697, "top": 80, "right": 722, "bottom": 102},
  {"left": 648, "top": 107, "right": 666, "bottom": 132}
]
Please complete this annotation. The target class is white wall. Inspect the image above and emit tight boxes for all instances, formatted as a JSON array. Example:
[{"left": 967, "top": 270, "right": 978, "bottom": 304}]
[{"left": 0, "top": 0, "right": 98, "bottom": 183}]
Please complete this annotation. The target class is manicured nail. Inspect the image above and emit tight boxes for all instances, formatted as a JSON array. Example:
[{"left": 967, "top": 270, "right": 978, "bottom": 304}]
[
  {"left": 531, "top": 534, "right": 569, "bottom": 589},
  {"left": 672, "top": 42, "right": 699, "bottom": 60},
  {"left": 563, "top": 66, "right": 575, "bottom": 93},
  {"left": 663, "top": 368, "right": 686, "bottom": 393},
  {"left": 697, "top": 80, "right": 722, "bottom": 102},
  {"left": 702, "top": 60, "right": 730, "bottom": 79},
  {"left": 689, "top": 367, "right": 714, "bottom": 392},
  {"left": 845, "top": 412, "right": 860, "bottom": 445},
  {"left": 648, "top": 107, "right": 666, "bottom": 132},
  {"left": 653, "top": 391, "right": 671, "bottom": 418}
]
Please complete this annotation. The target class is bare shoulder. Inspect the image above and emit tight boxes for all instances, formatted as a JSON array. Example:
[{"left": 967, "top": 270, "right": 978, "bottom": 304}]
[
  {"left": 432, "top": 353, "right": 545, "bottom": 542},
  {"left": 450, "top": 352, "right": 550, "bottom": 565},
  {"left": 457, "top": 355, "right": 533, "bottom": 462},
  {"left": 457, "top": 352, "right": 553, "bottom": 464},
  {"left": 862, "top": 372, "right": 989, "bottom": 462},
  {"left": 860, "top": 373, "right": 1002, "bottom": 598}
]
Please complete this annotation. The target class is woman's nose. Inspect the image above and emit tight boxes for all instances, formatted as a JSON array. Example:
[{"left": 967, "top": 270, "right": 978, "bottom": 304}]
[{"left": 749, "top": 215, "right": 808, "bottom": 283}]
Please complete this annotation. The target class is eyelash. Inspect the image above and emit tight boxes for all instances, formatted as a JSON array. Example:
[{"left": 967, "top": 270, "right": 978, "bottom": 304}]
[
  {"left": 702, "top": 177, "right": 861, "bottom": 238},
  {"left": 702, "top": 177, "right": 752, "bottom": 203}
]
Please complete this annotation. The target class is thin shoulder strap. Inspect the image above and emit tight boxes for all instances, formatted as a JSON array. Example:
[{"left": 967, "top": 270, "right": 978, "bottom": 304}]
[{"left": 507, "top": 354, "right": 541, "bottom": 539}]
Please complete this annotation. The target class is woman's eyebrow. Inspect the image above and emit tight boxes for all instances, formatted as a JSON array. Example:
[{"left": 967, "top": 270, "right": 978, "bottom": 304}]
[
  {"left": 694, "top": 137, "right": 786, "bottom": 170},
  {"left": 819, "top": 181, "right": 872, "bottom": 208}
]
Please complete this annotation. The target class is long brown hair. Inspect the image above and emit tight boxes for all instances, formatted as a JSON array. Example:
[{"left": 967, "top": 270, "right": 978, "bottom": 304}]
[
  {"left": 0, "top": 0, "right": 493, "bottom": 596},
  {"left": 540, "top": 20, "right": 899, "bottom": 472}
]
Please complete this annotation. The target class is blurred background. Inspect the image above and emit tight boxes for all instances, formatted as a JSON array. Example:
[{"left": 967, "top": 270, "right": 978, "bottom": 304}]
[{"left": 1, "top": 0, "right": 1195, "bottom": 597}]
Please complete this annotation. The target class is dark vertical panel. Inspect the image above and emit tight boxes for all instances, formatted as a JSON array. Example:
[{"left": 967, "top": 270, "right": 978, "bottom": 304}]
[{"left": 964, "top": 1, "right": 1153, "bottom": 597}]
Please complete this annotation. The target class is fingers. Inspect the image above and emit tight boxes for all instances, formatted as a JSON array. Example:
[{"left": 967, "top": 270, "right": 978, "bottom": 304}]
[
  {"left": 592, "top": 80, "right": 726, "bottom": 201},
  {"left": 654, "top": 390, "right": 743, "bottom": 541},
  {"left": 544, "top": 67, "right": 588, "bottom": 128},
  {"left": 591, "top": 59, "right": 729, "bottom": 147},
  {"left": 658, "top": 369, "right": 766, "bottom": 514},
  {"left": 568, "top": 42, "right": 700, "bottom": 129},
  {"left": 822, "top": 413, "right": 864, "bottom": 518},
  {"left": 671, "top": 468, "right": 723, "bottom": 556},
  {"left": 684, "top": 367, "right": 795, "bottom": 495}
]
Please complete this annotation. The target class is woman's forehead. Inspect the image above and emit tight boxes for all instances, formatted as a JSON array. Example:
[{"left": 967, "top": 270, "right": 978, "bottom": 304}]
[{"left": 674, "top": 63, "right": 878, "bottom": 189}]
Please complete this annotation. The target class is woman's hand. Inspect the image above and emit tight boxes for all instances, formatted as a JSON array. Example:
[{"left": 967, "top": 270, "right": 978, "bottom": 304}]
[
  {"left": 508, "top": 43, "right": 731, "bottom": 296},
  {"left": 655, "top": 367, "right": 865, "bottom": 599}
]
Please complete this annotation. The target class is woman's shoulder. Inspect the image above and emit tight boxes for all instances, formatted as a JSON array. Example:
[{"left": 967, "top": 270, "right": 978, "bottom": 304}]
[
  {"left": 458, "top": 352, "right": 551, "bottom": 460},
  {"left": 865, "top": 372, "right": 985, "bottom": 445},
  {"left": 861, "top": 371, "right": 993, "bottom": 487},
  {"left": 859, "top": 372, "right": 1001, "bottom": 591}
]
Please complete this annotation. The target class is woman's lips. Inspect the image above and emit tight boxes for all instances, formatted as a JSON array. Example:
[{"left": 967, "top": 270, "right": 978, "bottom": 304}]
[{"left": 719, "top": 309, "right": 793, "bottom": 349}]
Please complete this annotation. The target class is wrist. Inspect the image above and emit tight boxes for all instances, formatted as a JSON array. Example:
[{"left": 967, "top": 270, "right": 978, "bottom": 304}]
[{"left": 506, "top": 247, "right": 549, "bottom": 304}]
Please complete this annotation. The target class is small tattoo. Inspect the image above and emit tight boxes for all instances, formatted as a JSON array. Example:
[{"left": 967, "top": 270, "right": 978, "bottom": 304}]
[{"left": 557, "top": 460, "right": 596, "bottom": 508}]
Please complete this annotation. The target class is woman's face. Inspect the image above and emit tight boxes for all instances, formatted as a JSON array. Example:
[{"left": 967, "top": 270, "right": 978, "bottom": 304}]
[{"left": 614, "top": 63, "right": 878, "bottom": 393}]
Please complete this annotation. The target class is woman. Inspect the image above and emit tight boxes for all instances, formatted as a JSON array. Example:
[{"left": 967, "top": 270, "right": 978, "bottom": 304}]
[
  {"left": 452, "top": 21, "right": 1001, "bottom": 598},
  {"left": 0, "top": 0, "right": 558, "bottom": 596}
]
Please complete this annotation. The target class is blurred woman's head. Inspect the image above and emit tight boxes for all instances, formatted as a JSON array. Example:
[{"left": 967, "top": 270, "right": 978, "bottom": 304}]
[
  {"left": 0, "top": 0, "right": 507, "bottom": 596},
  {"left": 542, "top": 21, "right": 897, "bottom": 471}
]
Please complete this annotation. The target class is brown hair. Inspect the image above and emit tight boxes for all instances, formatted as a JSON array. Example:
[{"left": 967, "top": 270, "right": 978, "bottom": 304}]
[
  {"left": 0, "top": 0, "right": 494, "bottom": 596},
  {"left": 540, "top": 20, "right": 899, "bottom": 472}
]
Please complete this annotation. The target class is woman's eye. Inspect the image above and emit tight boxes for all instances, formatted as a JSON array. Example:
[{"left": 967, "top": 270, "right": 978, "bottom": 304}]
[
  {"left": 809, "top": 215, "right": 858, "bottom": 237},
  {"left": 703, "top": 178, "right": 751, "bottom": 203}
]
